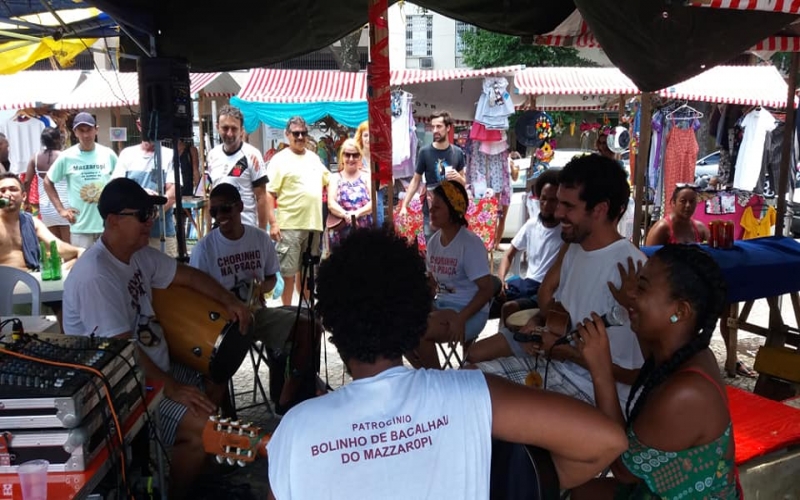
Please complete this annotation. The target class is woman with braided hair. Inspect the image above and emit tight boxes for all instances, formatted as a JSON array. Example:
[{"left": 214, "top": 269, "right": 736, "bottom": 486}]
[
  {"left": 407, "top": 180, "right": 495, "bottom": 369},
  {"left": 571, "top": 244, "right": 740, "bottom": 499}
]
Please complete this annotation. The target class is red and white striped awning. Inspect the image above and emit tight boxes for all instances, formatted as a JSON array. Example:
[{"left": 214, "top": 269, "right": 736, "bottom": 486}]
[
  {"left": 687, "top": 0, "right": 800, "bottom": 14},
  {"left": 0, "top": 70, "right": 85, "bottom": 110},
  {"left": 657, "top": 65, "right": 791, "bottom": 108},
  {"left": 533, "top": 10, "right": 601, "bottom": 48},
  {"left": 514, "top": 67, "right": 639, "bottom": 96},
  {"left": 56, "top": 71, "right": 224, "bottom": 109},
  {"left": 236, "top": 69, "right": 367, "bottom": 103},
  {"left": 390, "top": 65, "right": 524, "bottom": 86}
]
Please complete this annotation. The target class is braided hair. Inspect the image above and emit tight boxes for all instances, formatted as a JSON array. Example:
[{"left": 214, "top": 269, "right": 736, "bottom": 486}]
[{"left": 625, "top": 244, "right": 727, "bottom": 423}]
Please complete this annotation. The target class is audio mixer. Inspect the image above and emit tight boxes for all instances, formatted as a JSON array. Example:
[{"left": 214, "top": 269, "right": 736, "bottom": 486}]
[{"left": 0, "top": 332, "right": 138, "bottom": 429}]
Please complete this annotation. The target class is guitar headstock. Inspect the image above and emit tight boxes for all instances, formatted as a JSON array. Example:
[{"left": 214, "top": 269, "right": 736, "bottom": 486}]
[{"left": 202, "top": 415, "right": 271, "bottom": 466}]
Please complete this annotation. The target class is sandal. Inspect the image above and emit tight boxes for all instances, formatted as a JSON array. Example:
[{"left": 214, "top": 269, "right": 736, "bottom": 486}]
[{"left": 735, "top": 360, "right": 757, "bottom": 378}]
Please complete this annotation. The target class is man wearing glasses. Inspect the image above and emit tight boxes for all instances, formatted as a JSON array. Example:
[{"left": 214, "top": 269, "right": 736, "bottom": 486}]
[
  {"left": 266, "top": 116, "right": 329, "bottom": 306},
  {"left": 62, "top": 177, "right": 251, "bottom": 499},
  {"left": 206, "top": 105, "right": 269, "bottom": 229}
]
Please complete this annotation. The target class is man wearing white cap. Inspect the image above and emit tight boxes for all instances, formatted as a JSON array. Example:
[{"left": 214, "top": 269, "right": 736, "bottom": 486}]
[{"left": 44, "top": 111, "right": 117, "bottom": 249}]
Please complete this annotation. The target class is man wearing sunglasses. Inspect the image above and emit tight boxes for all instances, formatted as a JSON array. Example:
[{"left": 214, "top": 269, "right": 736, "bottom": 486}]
[
  {"left": 191, "top": 183, "right": 322, "bottom": 412},
  {"left": 62, "top": 178, "right": 252, "bottom": 499},
  {"left": 207, "top": 105, "right": 269, "bottom": 229},
  {"left": 265, "top": 116, "right": 329, "bottom": 306}
]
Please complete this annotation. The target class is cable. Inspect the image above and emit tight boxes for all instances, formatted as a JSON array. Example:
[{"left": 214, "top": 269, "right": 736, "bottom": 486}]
[{"left": 0, "top": 346, "right": 132, "bottom": 499}]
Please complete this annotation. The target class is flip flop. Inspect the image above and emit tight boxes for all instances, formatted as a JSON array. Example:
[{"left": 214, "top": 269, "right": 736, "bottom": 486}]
[{"left": 735, "top": 360, "right": 757, "bottom": 378}]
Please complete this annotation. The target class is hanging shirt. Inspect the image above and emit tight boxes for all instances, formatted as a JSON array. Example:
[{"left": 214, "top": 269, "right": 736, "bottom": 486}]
[
  {"left": 740, "top": 205, "right": 776, "bottom": 239},
  {"left": 474, "top": 77, "right": 515, "bottom": 130},
  {"left": 0, "top": 116, "right": 44, "bottom": 174},
  {"left": 733, "top": 109, "right": 777, "bottom": 191}
]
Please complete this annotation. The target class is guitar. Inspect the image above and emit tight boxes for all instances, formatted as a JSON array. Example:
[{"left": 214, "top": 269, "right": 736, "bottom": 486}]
[
  {"left": 510, "top": 302, "right": 571, "bottom": 342},
  {"left": 202, "top": 417, "right": 561, "bottom": 500},
  {"left": 202, "top": 415, "right": 271, "bottom": 466}
]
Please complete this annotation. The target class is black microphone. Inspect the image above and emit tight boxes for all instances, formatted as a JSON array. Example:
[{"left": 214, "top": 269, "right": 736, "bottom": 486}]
[{"left": 553, "top": 305, "right": 626, "bottom": 347}]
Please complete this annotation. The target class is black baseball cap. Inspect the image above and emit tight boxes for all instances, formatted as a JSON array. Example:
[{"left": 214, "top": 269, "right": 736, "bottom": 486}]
[
  {"left": 98, "top": 178, "right": 167, "bottom": 219},
  {"left": 72, "top": 111, "right": 96, "bottom": 129}
]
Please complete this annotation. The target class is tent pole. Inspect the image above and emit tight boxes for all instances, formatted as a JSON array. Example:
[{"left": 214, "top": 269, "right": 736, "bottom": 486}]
[
  {"left": 197, "top": 92, "right": 211, "bottom": 235},
  {"left": 632, "top": 92, "right": 653, "bottom": 247},
  {"left": 775, "top": 53, "right": 799, "bottom": 237}
]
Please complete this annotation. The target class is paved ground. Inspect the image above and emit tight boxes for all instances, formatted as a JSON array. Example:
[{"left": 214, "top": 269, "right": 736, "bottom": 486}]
[{"left": 212, "top": 245, "right": 798, "bottom": 497}]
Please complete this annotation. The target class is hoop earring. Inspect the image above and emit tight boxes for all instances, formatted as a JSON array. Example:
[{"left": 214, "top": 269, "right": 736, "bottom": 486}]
[{"left": 669, "top": 314, "right": 679, "bottom": 324}]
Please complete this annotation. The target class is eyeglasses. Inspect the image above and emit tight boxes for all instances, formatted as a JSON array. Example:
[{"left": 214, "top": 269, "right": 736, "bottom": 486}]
[
  {"left": 210, "top": 203, "right": 236, "bottom": 218},
  {"left": 343, "top": 152, "right": 361, "bottom": 159},
  {"left": 116, "top": 207, "right": 157, "bottom": 223},
  {"left": 675, "top": 183, "right": 698, "bottom": 189},
  {"left": 290, "top": 130, "right": 308, "bottom": 138}
]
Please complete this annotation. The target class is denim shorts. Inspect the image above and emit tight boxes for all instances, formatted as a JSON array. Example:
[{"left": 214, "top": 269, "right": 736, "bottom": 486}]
[{"left": 434, "top": 297, "right": 489, "bottom": 342}]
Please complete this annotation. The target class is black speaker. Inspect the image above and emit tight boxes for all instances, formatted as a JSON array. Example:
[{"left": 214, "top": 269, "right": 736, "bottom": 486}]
[{"left": 138, "top": 57, "right": 193, "bottom": 140}]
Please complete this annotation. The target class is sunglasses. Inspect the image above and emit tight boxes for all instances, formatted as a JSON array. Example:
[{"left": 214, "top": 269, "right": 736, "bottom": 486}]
[
  {"left": 675, "top": 183, "right": 698, "bottom": 189},
  {"left": 210, "top": 203, "right": 236, "bottom": 218},
  {"left": 117, "top": 207, "right": 157, "bottom": 223},
  {"left": 290, "top": 130, "right": 308, "bottom": 138},
  {"left": 343, "top": 152, "right": 361, "bottom": 159}
]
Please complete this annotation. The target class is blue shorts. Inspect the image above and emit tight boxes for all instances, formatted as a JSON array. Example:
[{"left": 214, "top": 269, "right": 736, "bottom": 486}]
[{"left": 434, "top": 298, "right": 489, "bottom": 342}]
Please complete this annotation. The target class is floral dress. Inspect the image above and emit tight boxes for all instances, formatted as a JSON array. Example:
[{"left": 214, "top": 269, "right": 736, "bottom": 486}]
[{"left": 329, "top": 174, "right": 373, "bottom": 247}]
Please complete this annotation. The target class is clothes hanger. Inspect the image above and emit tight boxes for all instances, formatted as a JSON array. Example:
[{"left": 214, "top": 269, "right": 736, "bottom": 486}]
[{"left": 666, "top": 103, "right": 703, "bottom": 120}]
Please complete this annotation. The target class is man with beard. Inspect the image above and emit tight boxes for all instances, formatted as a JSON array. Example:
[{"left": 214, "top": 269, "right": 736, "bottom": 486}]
[
  {"left": 207, "top": 105, "right": 269, "bottom": 229},
  {"left": 466, "top": 170, "right": 563, "bottom": 364},
  {"left": 266, "top": 116, "right": 329, "bottom": 306},
  {"left": 472, "top": 155, "right": 645, "bottom": 411},
  {"left": 399, "top": 110, "right": 466, "bottom": 242}
]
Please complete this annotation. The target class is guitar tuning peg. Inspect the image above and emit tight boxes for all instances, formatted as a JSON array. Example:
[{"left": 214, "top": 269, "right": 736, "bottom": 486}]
[
  {"left": 209, "top": 415, "right": 218, "bottom": 422},
  {"left": 237, "top": 460, "right": 246, "bottom": 467},
  {"left": 220, "top": 417, "right": 230, "bottom": 424},
  {"left": 215, "top": 455, "right": 224, "bottom": 464},
  {"left": 231, "top": 420, "right": 240, "bottom": 426},
  {"left": 226, "top": 457, "right": 235, "bottom": 466}
]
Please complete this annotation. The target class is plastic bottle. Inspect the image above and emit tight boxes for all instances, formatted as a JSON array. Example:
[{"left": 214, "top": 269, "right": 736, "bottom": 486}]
[
  {"left": 50, "top": 240, "right": 62, "bottom": 280},
  {"left": 0, "top": 198, "right": 9, "bottom": 208},
  {"left": 39, "top": 241, "right": 52, "bottom": 281}
]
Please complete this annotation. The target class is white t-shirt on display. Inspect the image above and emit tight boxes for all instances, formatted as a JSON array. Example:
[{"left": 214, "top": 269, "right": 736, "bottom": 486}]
[
  {"left": 268, "top": 366, "right": 492, "bottom": 500},
  {"left": 62, "top": 241, "right": 177, "bottom": 372},
  {"left": 733, "top": 108, "right": 777, "bottom": 191},
  {"left": 554, "top": 239, "right": 646, "bottom": 408},
  {"left": 511, "top": 217, "right": 562, "bottom": 283},
  {"left": 206, "top": 142, "right": 268, "bottom": 227},
  {"left": 189, "top": 225, "right": 280, "bottom": 302},
  {"left": 427, "top": 227, "right": 491, "bottom": 312}
]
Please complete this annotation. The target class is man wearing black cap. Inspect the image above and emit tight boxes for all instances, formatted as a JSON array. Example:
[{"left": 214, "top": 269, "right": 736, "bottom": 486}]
[
  {"left": 44, "top": 111, "right": 117, "bottom": 250},
  {"left": 62, "top": 177, "right": 251, "bottom": 499}
]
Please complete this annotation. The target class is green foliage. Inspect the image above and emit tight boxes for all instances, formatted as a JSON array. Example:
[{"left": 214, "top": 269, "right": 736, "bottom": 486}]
[{"left": 460, "top": 30, "right": 598, "bottom": 69}]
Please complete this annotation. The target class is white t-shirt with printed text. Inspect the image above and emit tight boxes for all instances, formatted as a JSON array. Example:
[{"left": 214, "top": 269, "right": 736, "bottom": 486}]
[
  {"left": 427, "top": 227, "right": 491, "bottom": 313},
  {"left": 510, "top": 217, "right": 562, "bottom": 283},
  {"left": 207, "top": 142, "right": 268, "bottom": 227},
  {"left": 189, "top": 225, "right": 280, "bottom": 302},
  {"left": 62, "top": 240, "right": 177, "bottom": 371},
  {"left": 268, "top": 366, "right": 492, "bottom": 500}
]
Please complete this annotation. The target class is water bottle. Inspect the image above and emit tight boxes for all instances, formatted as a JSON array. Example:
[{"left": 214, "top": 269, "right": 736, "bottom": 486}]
[
  {"left": 0, "top": 197, "right": 9, "bottom": 208},
  {"left": 39, "top": 241, "right": 52, "bottom": 281},
  {"left": 50, "top": 240, "right": 62, "bottom": 280}
]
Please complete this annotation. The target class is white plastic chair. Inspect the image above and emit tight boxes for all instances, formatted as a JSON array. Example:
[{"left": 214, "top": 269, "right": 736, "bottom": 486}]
[{"left": 0, "top": 266, "right": 41, "bottom": 316}]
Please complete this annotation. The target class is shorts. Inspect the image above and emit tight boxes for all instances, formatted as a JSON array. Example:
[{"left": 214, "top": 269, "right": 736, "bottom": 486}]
[
  {"left": 476, "top": 355, "right": 594, "bottom": 405},
  {"left": 252, "top": 306, "right": 305, "bottom": 350},
  {"left": 70, "top": 233, "right": 101, "bottom": 250},
  {"left": 149, "top": 236, "right": 178, "bottom": 258},
  {"left": 158, "top": 362, "right": 204, "bottom": 446},
  {"left": 504, "top": 277, "right": 540, "bottom": 302},
  {"left": 275, "top": 230, "right": 321, "bottom": 276},
  {"left": 434, "top": 297, "right": 489, "bottom": 342}
]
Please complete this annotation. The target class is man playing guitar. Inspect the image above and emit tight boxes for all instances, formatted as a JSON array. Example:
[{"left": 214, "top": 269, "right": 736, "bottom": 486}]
[
  {"left": 262, "top": 228, "right": 627, "bottom": 499},
  {"left": 470, "top": 154, "right": 645, "bottom": 410},
  {"left": 189, "top": 183, "right": 322, "bottom": 412}
]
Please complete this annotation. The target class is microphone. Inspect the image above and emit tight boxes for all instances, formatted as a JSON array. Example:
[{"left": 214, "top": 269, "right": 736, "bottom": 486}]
[{"left": 553, "top": 305, "right": 626, "bottom": 347}]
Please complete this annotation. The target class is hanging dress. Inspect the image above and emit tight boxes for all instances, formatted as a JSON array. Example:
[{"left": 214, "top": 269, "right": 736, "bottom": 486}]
[{"left": 36, "top": 152, "right": 71, "bottom": 227}]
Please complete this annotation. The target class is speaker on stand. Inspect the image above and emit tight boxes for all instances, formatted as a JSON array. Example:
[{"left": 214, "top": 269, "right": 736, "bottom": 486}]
[{"left": 138, "top": 57, "right": 194, "bottom": 261}]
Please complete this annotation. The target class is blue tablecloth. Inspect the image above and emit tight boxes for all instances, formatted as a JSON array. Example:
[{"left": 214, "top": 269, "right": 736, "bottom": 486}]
[{"left": 641, "top": 237, "right": 800, "bottom": 303}]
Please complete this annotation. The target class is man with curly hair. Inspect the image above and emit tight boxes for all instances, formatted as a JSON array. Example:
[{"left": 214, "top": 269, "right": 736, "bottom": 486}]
[
  {"left": 266, "top": 228, "right": 628, "bottom": 500},
  {"left": 44, "top": 111, "right": 117, "bottom": 250}
]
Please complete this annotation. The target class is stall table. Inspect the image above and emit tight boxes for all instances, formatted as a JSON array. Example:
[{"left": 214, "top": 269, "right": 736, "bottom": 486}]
[{"left": 642, "top": 236, "right": 800, "bottom": 398}]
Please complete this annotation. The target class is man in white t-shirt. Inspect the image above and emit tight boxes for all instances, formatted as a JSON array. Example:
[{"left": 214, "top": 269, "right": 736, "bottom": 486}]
[
  {"left": 266, "top": 228, "right": 627, "bottom": 500},
  {"left": 113, "top": 124, "right": 178, "bottom": 256},
  {"left": 62, "top": 178, "right": 250, "bottom": 499},
  {"left": 206, "top": 105, "right": 269, "bottom": 229},
  {"left": 266, "top": 116, "right": 329, "bottom": 306},
  {"left": 475, "top": 154, "right": 645, "bottom": 411},
  {"left": 44, "top": 111, "right": 117, "bottom": 250},
  {"left": 495, "top": 168, "right": 563, "bottom": 325},
  {"left": 190, "top": 183, "right": 322, "bottom": 412}
]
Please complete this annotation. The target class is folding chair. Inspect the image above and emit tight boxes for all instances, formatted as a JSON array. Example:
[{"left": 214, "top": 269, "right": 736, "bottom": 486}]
[{"left": 227, "top": 340, "right": 275, "bottom": 417}]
